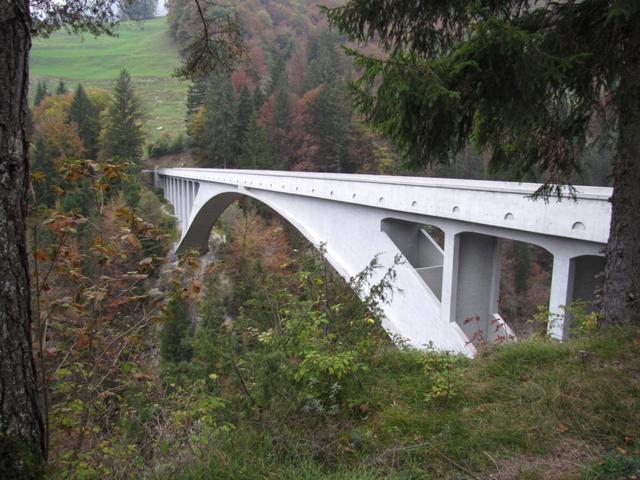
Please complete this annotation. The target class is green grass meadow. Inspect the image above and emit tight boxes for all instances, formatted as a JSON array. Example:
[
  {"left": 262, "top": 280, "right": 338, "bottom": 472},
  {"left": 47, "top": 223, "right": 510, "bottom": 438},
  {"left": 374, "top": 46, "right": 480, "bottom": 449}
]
[{"left": 30, "top": 17, "right": 187, "bottom": 136}]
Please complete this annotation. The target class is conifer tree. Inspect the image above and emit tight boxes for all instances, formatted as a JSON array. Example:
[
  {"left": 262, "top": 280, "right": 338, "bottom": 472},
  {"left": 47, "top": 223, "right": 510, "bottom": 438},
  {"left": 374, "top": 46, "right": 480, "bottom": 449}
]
[
  {"left": 238, "top": 113, "right": 273, "bottom": 169},
  {"left": 271, "top": 78, "right": 292, "bottom": 168},
  {"left": 160, "top": 293, "right": 192, "bottom": 364},
  {"left": 326, "top": 1, "right": 640, "bottom": 326},
  {"left": 310, "top": 83, "right": 351, "bottom": 172},
  {"left": 101, "top": 69, "right": 145, "bottom": 163},
  {"left": 55, "top": 80, "right": 67, "bottom": 95},
  {"left": 235, "top": 84, "right": 254, "bottom": 150},
  {"left": 253, "top": 86, "right": 265, "bottom": 110},
  {"left": 33, "top": 80, "right": 49, "bottom": 106},
  {"left": 200, "top": 74, "right": 237, "bottom": 168},
  {"left": 185, "top": 76, "right": 208, "bottom": 120},
  {"left": 268, "top": 56, "right": 289, "bottom": 95},
  {"left": 31, "top": 136, "right": 56, "bottom": 208},
  {"left": 304, "top": 29, "right": 344, "bottom": 91},
  {"left": 68, "top": 83, "right": 101, "bottom": 159}
]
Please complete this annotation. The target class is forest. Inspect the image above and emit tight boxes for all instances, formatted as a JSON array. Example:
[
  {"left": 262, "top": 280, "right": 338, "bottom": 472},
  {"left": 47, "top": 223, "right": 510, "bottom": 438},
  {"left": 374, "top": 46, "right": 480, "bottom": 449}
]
[{"left": 1, "top": 0, "right": 639, "bottom": 479}]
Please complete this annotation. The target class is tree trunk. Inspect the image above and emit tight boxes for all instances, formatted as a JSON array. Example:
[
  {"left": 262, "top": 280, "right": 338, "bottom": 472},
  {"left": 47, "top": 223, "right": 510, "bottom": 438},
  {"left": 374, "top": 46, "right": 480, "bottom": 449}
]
[
  {"left": 603, "top": 25, "right": 640, "bottom": 327},
  {"left": 0, "top": 1, "right": 46, "bottom": 478}
]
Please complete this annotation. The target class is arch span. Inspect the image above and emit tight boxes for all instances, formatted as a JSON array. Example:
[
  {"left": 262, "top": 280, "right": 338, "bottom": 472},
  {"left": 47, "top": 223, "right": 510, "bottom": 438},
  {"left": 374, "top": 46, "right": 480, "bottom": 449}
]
[
  {"left": 178, "top": 187, "right": 354, "bottom": 284},
  {"left": 168, "top": 179, "right": 476, "bottom": 355}
]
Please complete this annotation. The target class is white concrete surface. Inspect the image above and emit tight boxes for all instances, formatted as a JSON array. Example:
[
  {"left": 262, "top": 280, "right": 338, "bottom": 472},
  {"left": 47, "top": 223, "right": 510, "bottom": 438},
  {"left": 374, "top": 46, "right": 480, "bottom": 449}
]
[{"left": 151, "top": 168, "right": 612, "bottom": 355}]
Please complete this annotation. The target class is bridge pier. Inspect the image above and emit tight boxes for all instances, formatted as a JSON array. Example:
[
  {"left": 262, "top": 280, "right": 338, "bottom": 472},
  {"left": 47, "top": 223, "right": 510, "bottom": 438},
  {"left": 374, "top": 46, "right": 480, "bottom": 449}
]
[
  {"left": 453, "top": 233, "right": 504, "bottom": 342},
  {"left": 548, "top": 253, "right": 606, "bottom": 340},
  {"left": 548, "top": 254, "right": 575, "bottom": 340}
]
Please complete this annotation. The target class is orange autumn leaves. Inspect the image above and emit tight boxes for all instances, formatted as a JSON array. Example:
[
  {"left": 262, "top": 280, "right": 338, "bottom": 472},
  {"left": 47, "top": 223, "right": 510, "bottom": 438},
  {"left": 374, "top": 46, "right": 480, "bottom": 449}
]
[{"left": 223, "top": 207, "right": 294, "bottom": 276}]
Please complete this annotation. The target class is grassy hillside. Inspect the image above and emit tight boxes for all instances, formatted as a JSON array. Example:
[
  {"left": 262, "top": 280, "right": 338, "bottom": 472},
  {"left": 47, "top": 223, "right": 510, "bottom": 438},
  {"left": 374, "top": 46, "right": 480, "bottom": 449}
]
[
  {"left": 30, "top": 17, "right": 187, "bottom": 136},
  {"left": 160, "top": 329, "right": 640, "bottom": 480}
]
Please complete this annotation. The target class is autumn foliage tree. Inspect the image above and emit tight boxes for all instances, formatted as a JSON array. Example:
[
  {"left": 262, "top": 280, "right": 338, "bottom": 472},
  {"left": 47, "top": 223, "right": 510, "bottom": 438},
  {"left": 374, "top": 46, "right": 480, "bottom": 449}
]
[{"left": 1, "top": 1, "right": 243, "bottom": 475}]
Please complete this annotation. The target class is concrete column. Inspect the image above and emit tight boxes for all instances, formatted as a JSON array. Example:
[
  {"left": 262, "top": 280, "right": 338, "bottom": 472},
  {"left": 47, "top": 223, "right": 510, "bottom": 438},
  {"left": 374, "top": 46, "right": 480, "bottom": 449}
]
[
  {"left": 176, "top": 178, "right": 184, "bottom": 225},
  {"left": 440, "top": 231, "right": 460, "bottom": 325},
  {"left": 153, "top": 169, "right": 160, "bottom": 189},
  {"left": 187, "top": 181, "right": 192, "bottom": 222},
  {"left": 169, "top": 178, "right": 174, "bottom": 212},
  {"left": 177, "top": 179, "right": 182, "bottom": 224},
  {"left": 172, "top": 178, "right": 177, "bottom": 218},
  {"left": 183, "top": 180, "right": 189, "bottom": 224},
  {"left": 572, "top": 255, "right": 606, "bottom": 313},
  {"left": 188, "top": 182, "right": 194, "bottom": 222},
  {"left": 548, "top": 255, "right": 575, "bottom": 340},
  {"left": 488, "top": 238, "right": 502, "bottom": 317},
  {"left": 454, "top": 233, "right": 502, "bottom": 341}
]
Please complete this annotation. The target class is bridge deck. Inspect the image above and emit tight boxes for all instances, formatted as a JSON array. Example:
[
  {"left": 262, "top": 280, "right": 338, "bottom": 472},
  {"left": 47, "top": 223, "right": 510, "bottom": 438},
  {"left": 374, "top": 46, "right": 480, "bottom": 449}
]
[{"left": 154, "top": 168, "right": 612, "bottom": 245}]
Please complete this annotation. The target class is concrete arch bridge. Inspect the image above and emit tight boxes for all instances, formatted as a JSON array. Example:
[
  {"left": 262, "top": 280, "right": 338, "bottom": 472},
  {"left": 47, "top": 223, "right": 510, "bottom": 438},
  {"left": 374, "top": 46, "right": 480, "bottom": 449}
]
[{"left": 151, "top": 168, "right": 611, "bottom": 356}]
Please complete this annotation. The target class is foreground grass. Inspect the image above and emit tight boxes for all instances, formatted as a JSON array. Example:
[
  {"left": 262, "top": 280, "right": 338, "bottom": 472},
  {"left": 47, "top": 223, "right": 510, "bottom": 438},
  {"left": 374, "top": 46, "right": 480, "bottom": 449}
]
[
  {"left": 30, "top": 17, "right": 187, "bottom": 136},
  {"left": 160, "top": 328, "right": 640, "bottom": 479}
]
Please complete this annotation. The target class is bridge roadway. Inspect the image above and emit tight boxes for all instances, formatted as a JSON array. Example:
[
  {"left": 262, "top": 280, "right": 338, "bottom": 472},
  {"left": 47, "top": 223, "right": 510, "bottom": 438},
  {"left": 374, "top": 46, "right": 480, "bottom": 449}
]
[{"left": 151, "top": 168, "right": 612, "bottom": 356}]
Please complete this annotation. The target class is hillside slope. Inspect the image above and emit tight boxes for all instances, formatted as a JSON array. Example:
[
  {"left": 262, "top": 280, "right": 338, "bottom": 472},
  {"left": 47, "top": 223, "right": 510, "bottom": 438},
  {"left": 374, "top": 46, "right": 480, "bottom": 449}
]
[
  {"left": 30, "top": 17, "right": 186, "bottom": 136},
  {"left": 160, "top": 328, "right": 640, "bottom": 480}
]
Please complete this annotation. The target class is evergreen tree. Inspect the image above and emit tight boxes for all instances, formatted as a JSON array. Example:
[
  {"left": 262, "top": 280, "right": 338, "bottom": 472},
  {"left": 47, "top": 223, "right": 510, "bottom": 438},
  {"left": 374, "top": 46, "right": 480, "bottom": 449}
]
[
  {"left": 304, "top": 29, "right": 344, "bottom": 90},
  {"left": 235, "top": 84, "right": 254, "bottom": 150},
  {"left": 253, "top": 85, "right": 265, "bottom": 110},
  {"left": 238, "top": 113, "right": 273, "bottom": 169},
  {"left": 31, "top": 136, "right": 56, "bottom": 208},
  {"left": 270, "top": 78, "right": 291, "bottom": 168},
  {"left": 33, "top": 80, "right": 49, "bottom": 106},
  {"left": 101, "top": 69, "right": 145, "bottom": 163},
  {"left": 185, "top": 76, "right": 208, "bottom": 120},
  {"left": 160, "top": 293, "right": 192, "bottom": 364},
  {"left": 68, "top": 84, "right": 101, "bottom": 159},
  {"left": 326, "top": 1, "right": 640, "bottom": 326},
  {"left": 199, "top": 74, "right": 237, "bottom": 168},
  {"left": 60, "top": 177, "right": 95, "bottom": 218},
  {"left": 268, "top": 55, "right": 289, "bottom": 96},
  {"left": 55, "top": 80, "right": 67, "bottom": 95},
  {"left": 310, "top": 83, "right": 351, "bottom": 172}
]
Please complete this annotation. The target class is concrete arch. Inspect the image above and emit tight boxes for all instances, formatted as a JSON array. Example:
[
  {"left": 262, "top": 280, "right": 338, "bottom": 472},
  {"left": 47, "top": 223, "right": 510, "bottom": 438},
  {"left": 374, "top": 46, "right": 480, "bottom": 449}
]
[
  {"left": 177, "top": 188, "right": 353, "bottom": 283},
  {"left": 168, "top": 180, "right": 475, "bottom": 355}
]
